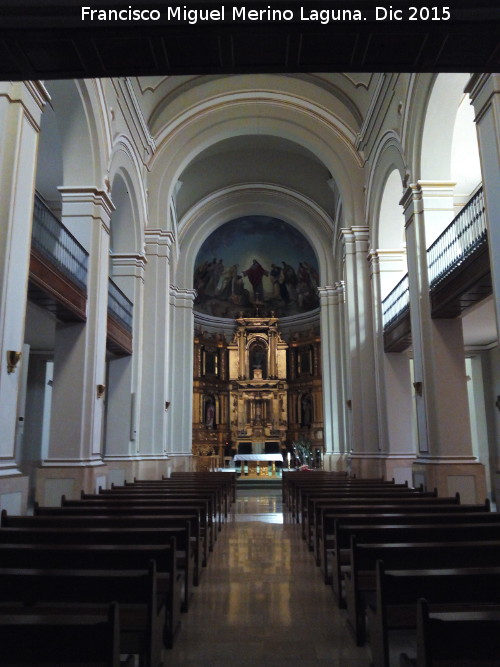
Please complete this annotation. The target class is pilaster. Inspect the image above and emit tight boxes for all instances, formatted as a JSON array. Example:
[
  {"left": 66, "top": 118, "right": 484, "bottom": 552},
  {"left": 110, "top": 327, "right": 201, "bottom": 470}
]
[
  {"left": 0, "top": 81, "right": 49, "bottom": 484},
  {"left": 168, "top": 286, "right": 197, "bottom": 457},
  {"left": 401, "top": 182, "right": 485, "bottom": 500},
  {"left": 46, "top": 187, "right": 114, "bottom": 465},
  {"left": 340, "top": 226, "right": 380, "bottom": 469},
  {"left": 105, "top": 253, "right": 147, "bottom": 459},
  {"left": 139, "top": 229, "right": 174, "bottom": 457}
]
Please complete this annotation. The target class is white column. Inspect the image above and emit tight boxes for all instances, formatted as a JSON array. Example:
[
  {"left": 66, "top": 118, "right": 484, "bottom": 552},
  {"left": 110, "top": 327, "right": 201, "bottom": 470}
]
[
  {"left": 105, "top": 253, "right": 146, "bottom": 459},
  {"left": 140, "top": 230, "right": 174, "bottom": 457},
  {"left": 167, "top": 286, "right": 197, "bottom": 457},
  {"left": 341, "top": 226, "right": 380, "bottom": 464},
  {"left": 466, "top": 74, "right": 500, "bottom": 338},
  {"left": 401, "top": 183, "right": 486, "bottom": 500},
  {"left": 370, "top": 250, "right": 414, "bottom": 484},
  {"left": 46, "top": 187, "right": 114, "bottom": 465},
  {"left": 402, "top": 182, "right": 473, "bottom": 458},
  {"left": 0, "top": 82, "right": 48, "bottom": 475},
  {"left": 318, "top": 285, "right": 345, "bottom": 462}
]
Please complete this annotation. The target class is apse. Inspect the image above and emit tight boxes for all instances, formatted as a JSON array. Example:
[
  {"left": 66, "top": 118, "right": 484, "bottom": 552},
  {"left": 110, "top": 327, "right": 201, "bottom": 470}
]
[{"left": 193, "top": 216, "right": 320, "bottom": 319}]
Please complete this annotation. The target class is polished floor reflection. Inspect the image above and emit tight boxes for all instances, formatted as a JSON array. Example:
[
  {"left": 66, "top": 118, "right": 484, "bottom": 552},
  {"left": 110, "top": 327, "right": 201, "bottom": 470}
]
[{"left": 167, "top": 488, "right": 371, "bottom": 666}]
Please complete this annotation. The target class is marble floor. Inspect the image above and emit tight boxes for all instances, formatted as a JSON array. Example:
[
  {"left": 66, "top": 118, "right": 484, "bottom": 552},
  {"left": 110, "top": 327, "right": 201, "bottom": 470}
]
[{"left": 166, "top": 488, "right": 373, "bottom": 666}]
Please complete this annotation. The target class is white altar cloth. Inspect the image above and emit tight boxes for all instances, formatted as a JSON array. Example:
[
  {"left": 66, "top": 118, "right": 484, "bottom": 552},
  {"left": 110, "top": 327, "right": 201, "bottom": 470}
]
[{"left": 234, "top": 454, "right": 283, "bottom": 462}]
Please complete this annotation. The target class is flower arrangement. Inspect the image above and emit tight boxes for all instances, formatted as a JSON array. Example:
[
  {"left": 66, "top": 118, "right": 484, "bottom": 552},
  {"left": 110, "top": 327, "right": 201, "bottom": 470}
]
[{"left": 292, "top": 438, "right": 314, "bottom": 468}]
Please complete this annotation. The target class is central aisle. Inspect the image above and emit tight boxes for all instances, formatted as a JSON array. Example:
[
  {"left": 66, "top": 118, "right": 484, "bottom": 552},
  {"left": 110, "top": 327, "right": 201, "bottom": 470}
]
[{"left": 166, "top": 488, "right": 372, "bottom": 666}]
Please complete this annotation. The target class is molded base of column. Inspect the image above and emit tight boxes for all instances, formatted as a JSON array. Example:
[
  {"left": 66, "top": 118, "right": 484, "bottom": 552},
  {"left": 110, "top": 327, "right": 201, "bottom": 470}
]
[
  {"left": 0, "top": 473, "right": 29, "bottom": 515},
  {"left": 348, "top": 454, "right": 386, "bottom": 480},
  {"left": 322, "top": 453, "right": 350, "bottom": 473},
  {"left": 412, "top": 459, "right": 487, "bottom": 504},
  {"left": 35, "top": 463, "right": 107, "bottom": 505},
  {"left": 384, "top": 456, "right": 416, "bottom": 487}
]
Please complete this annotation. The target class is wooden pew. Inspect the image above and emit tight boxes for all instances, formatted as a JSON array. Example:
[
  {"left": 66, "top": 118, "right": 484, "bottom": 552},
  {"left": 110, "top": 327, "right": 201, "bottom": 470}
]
[
  {"left": 300, "top": 486, "right": 431, "bottom": 533},
  {"left": 367, "top": 562, "right": 500, "bottom": 667},
  {"left": 0, "top": 540, "right": 181, "bottom": 649},
  {"left": 91, "top": 489, "right": 220, "bottom": 541},
  {"left": 76, "top": 494, "right": 212, "bottom": 560},
  {"left": 318, "top": 503, "right": 494, "bottom": 575},
  {"left": 345, "top": 538, "right": 500, "bottom": 646},
  {"left": 312, "top": 494, "right": 475, "bottom": 558},
  {"left": 102, "top": 486, "right": 223, "bottom": 532},
  {"left": 331, "top": 520, "right": 500, "bottom": 606},
  {"left": 0, "top": 602, "right": 125, "bottom": 667},
  {"left": 0, "top": 561, "right": 164, "bottom": 667},
  {"left": 168, "top": 471, "right": 237, "bottom": 503},
  {"left": 1, "top": 511, "right": 194, "bottom": 612},
  {"left": 400, "top": 598, "right": 500, "bottom": 667},
  {"left": 54, "top": 499, "right": 207, "bottom": 574}
]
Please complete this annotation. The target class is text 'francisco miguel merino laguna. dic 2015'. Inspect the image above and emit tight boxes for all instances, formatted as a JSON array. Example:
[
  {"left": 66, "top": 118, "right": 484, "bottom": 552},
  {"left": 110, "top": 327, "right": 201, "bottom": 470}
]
[{"left": 81, "top": 5, "right": 452, "bottom": 24}]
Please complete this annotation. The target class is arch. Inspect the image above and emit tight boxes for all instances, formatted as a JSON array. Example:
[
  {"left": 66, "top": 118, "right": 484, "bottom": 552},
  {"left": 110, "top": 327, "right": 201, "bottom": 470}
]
[
  {"left": 420, "top": 73, "right": 476, "bottom": 182},
  {"left": 108, "top": 135, "right": 149, "bottom": 255},
  {"left": 146, "top": 88, "right": 365, "bottom": 238},
  {"left": 173, "top": 184, "right": 336, "bottom": 290},
  {"left": 365, "top": 132, "right": 407, "bottom": 249},
  {"left": 44, "top": 79, "right": 110, "bottom": 189}
]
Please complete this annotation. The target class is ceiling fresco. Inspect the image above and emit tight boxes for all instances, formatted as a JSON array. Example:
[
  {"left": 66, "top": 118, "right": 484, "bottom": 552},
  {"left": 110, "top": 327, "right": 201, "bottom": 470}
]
[{"left": 193, "top": 216, "right": 320, "bottom": 319}]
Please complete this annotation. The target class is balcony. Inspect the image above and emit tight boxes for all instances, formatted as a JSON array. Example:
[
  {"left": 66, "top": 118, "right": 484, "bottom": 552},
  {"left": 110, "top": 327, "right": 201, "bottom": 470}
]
[
  {"left": 382, "top": 187, "right": 490, "bottom": 351},
  {"left": 107, "top": 278, "right": 133, "bottom": 355},
  {"left": 382, "top": 274, "right": 411, "bottom": 352},
  {"left": 28, "top": 194, "right": 88, "bottom": 321},
  {"left": 427, "top": 188, "right": 491, "bottom": 318}
]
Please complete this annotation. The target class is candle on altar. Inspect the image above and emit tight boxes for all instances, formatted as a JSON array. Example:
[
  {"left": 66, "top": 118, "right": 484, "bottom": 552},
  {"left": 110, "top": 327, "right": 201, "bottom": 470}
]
[{"left": 287, "top": 452, "right": 291, "bottom": 468}]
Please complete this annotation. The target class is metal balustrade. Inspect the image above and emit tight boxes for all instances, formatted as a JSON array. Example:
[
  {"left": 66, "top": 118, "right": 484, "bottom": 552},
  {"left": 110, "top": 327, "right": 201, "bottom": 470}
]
[
  {"left": 427, "top": 187, "right": 487, "bottom": 288},
  {"left": 32, "top": 194, "right": 88, "bottom": 290},
  {"left": 108, "top": 279, "right": 133, "bottom": 331},
  {"left": 382, "top": 273, "right": 410, "bottom": 328}
]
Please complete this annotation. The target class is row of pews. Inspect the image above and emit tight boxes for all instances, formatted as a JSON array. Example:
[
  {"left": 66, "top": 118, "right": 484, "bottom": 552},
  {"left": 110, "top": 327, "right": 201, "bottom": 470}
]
[
  {"left": 0, "top": 471, "right": 236, "bottom": 667},
  {"left": 283, "top": 471, "right": 500, "bottom": 667}
]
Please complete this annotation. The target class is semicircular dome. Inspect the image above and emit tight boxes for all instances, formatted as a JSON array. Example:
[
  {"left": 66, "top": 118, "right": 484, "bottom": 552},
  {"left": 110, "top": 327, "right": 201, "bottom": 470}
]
[{"left": 193, "top": 216, "right": 320, "bottom": 320}]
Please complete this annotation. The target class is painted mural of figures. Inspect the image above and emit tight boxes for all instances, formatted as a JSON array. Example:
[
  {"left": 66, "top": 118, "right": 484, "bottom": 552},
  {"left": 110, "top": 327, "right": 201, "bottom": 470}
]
[
  {"left": 281, "top": 261, "right": 297, "bottom": 301},
  {"left": 205, "top": 258, "right": 224, "bottom": 296},
  {"left": 303, "top": 261, "right": 319, "bottom": 288},
  {"left": 243, "top": 259, "right": 269, "bottom": 302},
  {"left": 270, "top": 263, "right": 281, "bottom": 298},
  {"left": 230, "top": 274, "right": 250, "bottom": 306},
  {"left": 216, "top": 263, "right": 238, "bottom": 299}
]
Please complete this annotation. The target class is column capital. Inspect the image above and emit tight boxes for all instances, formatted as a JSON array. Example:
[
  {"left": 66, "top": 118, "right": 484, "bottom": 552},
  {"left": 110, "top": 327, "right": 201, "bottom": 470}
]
[
  {"left": 58, "top": 186, "right": 115, "bottom": 230},
  {"left": 465, "top": 73, "right": 500, "bottom": 121},
  {"left": 169, "top": 284, "right": 197, "bottom": 307},
  {"left": 110, "top": 253, "right": 147, "bottom": 280},
  {"left": 0, "top": 81, "right": 50, "bottom": 131},
  {"left": 144, "top": 229, "right": 175, "bottom": 257}
]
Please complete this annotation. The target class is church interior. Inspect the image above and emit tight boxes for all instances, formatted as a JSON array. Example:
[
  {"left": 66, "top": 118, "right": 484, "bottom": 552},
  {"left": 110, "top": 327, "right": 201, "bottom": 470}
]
[
  {"left": 1, "top": 4, "right": 500, "bottom": 664},
  {"left": 2, "top": 70, "right": 499, "bottom": 508}
]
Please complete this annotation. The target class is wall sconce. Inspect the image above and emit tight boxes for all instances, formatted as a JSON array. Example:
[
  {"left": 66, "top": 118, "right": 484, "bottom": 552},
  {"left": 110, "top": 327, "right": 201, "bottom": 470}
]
[
  {"left": 96, "top": 384, "right": 106, "bottom": 399},
  {"left": 413, "top": 381, "right": 423, "bottom": 397},
  {"left": 346, "top": 399, "right": 352, "bottom": 410},
  {"left": 165, "top": 401, "right": 171, "bottom": 411},
  {"left": 6, "top": 350, "right": 22, "bottom": 374}
]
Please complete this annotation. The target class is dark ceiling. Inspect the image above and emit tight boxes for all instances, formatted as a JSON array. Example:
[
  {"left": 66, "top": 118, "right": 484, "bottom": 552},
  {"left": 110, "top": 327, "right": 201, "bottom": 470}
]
[{"left": 0, "top": 1, "right": 499, "bottom": 80}]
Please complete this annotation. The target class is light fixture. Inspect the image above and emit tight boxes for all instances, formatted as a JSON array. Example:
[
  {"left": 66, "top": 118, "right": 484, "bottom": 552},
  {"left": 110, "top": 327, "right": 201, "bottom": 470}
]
[
  {"left": 165, "top": 401, "right": 171, "bottom": 410},
  {"left": 6, "top": 351, "right": 22, "bottom": 374},
  {"left": 96, "top": 384, "right": 106, "bottom": 399},
  {"left": 413, "top": 381, "right": 423, "bottom": 397}
]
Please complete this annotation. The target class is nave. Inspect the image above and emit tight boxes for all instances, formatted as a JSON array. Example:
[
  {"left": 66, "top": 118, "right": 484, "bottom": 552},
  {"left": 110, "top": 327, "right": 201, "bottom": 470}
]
[{"left": 168, "top": 488, "right": 371, "bottom": 666}]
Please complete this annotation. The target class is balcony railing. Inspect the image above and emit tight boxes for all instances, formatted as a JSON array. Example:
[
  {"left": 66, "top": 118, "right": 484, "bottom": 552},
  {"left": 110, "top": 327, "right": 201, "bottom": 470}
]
[
  {"left": 382, "top": 273, "right": 410, "bottom": 328},
  {"left": 108, "top": 279, "right": 133, "bottom": 332},
  {"left": 427, "top": 187, "right": 487, "bottom": 288},
  {"left": 32, "top": 194, "right": 88, "bottom": 291}
]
